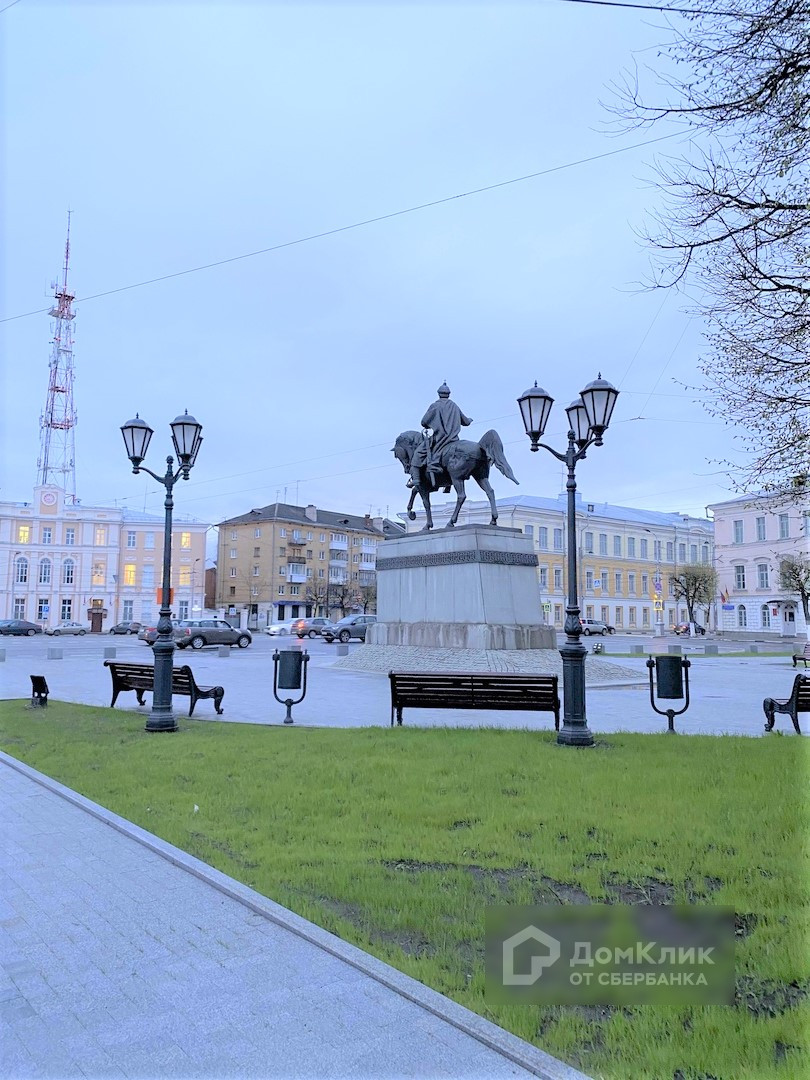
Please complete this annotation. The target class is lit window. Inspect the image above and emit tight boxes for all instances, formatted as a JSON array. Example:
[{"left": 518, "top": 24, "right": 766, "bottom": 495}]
[
  {"left": 95, "top": 527, "right": 107, "bottom": 546},
  {"left": 18, "top": 525, "right": 30, "bottom": 544},
  {"left": 180, "top": 532, "right": 191, "bottom": 549},
  {"left": 179, "top": 566, "right": 191, "bottom": 586},
  {"left": 123, "top": 564, "right": 136, "bottom": 586}
]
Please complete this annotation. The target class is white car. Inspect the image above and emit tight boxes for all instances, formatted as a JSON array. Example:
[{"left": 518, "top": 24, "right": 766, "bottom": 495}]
[
  {"left": 264, "top": 619, "right": 299, "bottom": 636},
  {"left": 44, "top": 621, "right": 88, "bottom": 636}
]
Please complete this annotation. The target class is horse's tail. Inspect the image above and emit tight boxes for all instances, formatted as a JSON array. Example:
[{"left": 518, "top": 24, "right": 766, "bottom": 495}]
[{"left": 479, "top": 430, "right": 519, "bottom": 484}]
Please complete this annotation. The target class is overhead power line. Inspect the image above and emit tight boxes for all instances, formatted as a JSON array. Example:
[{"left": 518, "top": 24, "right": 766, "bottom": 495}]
[
  {"left": 1, "top": 130, "right": 684, "bottom": 324},
  {"left": 551, "top": 0, "right": 741, "bottom": 16}
]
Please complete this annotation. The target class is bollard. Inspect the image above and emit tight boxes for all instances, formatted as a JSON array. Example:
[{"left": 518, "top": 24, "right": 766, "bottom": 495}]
[
  {"left": 47, "top": 648, "right": 63, "bottom": 660},
  {"left": 749, "top": 645, "right": 759, "bottom": 654},
  {"left": 336, "top": 643, "right": 349, "bottom": 657},
  {"left": 0, "top": 648, "right": 5, "bottom": 662},
  {"left": 103, "top": 647, "right": 116, "bottom": 659},
  {"left": 631, "top": 644, "right": 644, "bottom": 655},
  {"left": 703, "top": 644, "right": 718, "bottom": 656},
  {"left": 218, "top": 645, "right": 229, "bottom": 657},
  {"left": 667, "top": 644, "right": 682, "bottom": 655}
]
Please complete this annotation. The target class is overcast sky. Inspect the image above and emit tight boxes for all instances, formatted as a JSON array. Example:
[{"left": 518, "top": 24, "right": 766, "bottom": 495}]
[{"left": 2, "top": 1, "right": 740, "bottom": 529}]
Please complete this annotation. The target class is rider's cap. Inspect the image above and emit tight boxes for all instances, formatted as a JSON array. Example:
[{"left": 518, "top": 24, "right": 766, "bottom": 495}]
[{"left": 437, "top": 382, "right": 451, "bottom": 397}]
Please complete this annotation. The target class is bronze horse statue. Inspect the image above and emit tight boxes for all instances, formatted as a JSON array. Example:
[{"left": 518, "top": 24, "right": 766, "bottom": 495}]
[{"left": 392, "top": 429, "right": 518, "bottom": 529}]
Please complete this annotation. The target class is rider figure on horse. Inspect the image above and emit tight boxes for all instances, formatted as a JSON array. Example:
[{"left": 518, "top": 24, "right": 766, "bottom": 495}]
[{"left": 410, "top": 382, "right": 473, "bottom": 493}]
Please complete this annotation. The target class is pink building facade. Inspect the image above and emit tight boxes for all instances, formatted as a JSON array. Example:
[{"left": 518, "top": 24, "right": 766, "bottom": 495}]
[{"left": 708, "top": 494, "right": 809, "bottom": 638}]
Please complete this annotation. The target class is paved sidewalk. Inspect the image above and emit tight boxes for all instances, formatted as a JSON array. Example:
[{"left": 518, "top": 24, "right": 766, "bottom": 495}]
[{"left": 0, "top": 754, "right": 588, "bottom": 1080}]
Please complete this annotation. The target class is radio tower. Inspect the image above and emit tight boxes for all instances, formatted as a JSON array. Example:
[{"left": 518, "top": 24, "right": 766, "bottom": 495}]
[{"left": 37, "top": 213, "right": 78, "bottom": 502}]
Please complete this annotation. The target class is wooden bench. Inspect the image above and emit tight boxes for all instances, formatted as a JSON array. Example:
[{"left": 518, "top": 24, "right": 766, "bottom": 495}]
[
  {"left": 104, "top": 661, "right": 224, "bottom": 717},
  {"left": 763, "top": 674, "right": 809, "bottom": 734},
  {"left": 388, "top": 671, "right": 560, "bottom": 729},
  {"left": 792, "top": 643, "right": 810, "bottom": 668}
]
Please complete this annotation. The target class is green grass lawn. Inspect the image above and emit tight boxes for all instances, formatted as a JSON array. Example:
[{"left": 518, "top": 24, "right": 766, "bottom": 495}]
[{"left": 1, "top": 700, "right": 808, "bottom": 1079}]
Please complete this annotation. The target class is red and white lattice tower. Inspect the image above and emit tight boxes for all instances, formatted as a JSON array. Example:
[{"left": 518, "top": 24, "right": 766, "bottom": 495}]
[{"left": 37, "top": 214, "right": 78, "bottom": 502}]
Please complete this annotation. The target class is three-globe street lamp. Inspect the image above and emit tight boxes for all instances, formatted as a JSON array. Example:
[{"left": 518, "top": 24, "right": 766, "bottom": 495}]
[
  {"left": 517, "top": 375, "right": 619, "bottom": 747},
  {"left": 120, "top": 411, "right": 203, "bottom": 733}
]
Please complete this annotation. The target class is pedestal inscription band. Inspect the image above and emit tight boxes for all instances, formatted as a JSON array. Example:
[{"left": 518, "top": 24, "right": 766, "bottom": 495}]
[{"left": 377, "top": 550, "right": 539, "bottom": 571}]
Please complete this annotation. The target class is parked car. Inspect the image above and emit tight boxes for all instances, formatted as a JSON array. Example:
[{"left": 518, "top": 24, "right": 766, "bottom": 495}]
[
  {"left": 322, "top": 614, "right": 377, "bottom": 643},
  {"left": 264, "top": 620, "right": 299, "bottom": 636},
  {"left": 579, "top": 618, "right": 608, "bottom": 636},
  {"left": 138, "top": 622, "right": 180, "bottom": 645},
  {"left": 109, "top": 621, "right": 142, "bottom": 635},
  {"left": 0, "top": 619, "right": 42, "bottom": 636},
  {"left": 175, "top": 619, "right": 252, "bottom": 650},
  {"left": 291, "top": 617, "right": 332, "bottom": 639},
  {"left": 44, "top": 621, "right": 88, "bottom": 636},
  {"left": 672, "top": 623, "right": 706, "bottom": 636}
]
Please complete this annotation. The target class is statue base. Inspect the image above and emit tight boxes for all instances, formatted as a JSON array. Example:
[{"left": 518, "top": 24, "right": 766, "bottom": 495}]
[{"left": 366, "top": 524, "right": 555, "bottom": 651}]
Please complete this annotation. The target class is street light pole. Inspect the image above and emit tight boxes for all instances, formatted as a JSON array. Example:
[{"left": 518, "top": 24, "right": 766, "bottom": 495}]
[
  {"left": 518, "top": 376, "right": 619, "bottom": 747},
  {"left": 120, "top": 411, "right": 203, "bottom": 733}
]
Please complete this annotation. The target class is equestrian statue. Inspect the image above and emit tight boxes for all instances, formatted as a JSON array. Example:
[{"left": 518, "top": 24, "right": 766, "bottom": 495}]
[{"left": 392, "top": 382, "right": 519, "bottom": 530}]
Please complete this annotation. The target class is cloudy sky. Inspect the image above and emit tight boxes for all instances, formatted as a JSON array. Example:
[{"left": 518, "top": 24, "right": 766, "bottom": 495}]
[{"left": 2, "top": 1, "right": 739, "bottom": 529}]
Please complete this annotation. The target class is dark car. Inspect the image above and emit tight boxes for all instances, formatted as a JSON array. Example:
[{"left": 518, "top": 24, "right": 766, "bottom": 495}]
[
  {"left": 672, "top": 622, "right": 706, "bottom": 636},
  {"left": 292, "top": 617, "right": 331, "bottom": 639},
  {"left": 0, "top": 619, "right": 43, "bottom": 636},
  {"left": 322, "top": 614, "right": 377, "bottom": 643},
  {"left": 109, "top": 621, "right": 142, "bottom": 635}
]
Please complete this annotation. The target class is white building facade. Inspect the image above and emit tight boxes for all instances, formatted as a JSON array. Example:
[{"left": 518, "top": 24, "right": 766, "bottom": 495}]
[{"left": 708, "top": 493, "right": 810, "bottom": 638}]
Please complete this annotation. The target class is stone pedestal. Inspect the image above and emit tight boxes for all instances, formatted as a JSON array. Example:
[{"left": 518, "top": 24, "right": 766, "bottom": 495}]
[{"left": 367, "top": 525, "right": 555, "bottom": 650}]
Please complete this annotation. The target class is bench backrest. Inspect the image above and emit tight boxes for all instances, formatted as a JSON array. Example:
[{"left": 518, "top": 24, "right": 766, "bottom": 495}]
[
  {"left": 794, "top": 675, "right": 810, "bottom": 708},
  {"left": 104, "top": 661, "right": 194, "bottom": 692},
  {"left": 389, "top": 671, "right": 558, "bottom": 705},
  {"left": 800, "top": 644, "right": 810, "bottom": 658}
]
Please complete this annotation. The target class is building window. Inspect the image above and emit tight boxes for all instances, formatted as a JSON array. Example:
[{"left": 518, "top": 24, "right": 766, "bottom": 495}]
[
  {"left": 279, "top": 529, "right": 287, "bottom": 537},
  {"left": 127, "top": 531, "right": 136, "bottom": 549},
  {"left": 13, "top": 598, "right": 25, "bottom": 619},
  {"left": 524, "top": 525, "right": 534, "bottom": 539},
  {"left": 553, "top": 528, "right": 563, "bottom": 551},
  {"left": 279, "top": 566, "right": 286, "bottom": 576},
  {"left": 318, "top": 569, "right": 325, "bottom": 578},
  {"left": 144, "top": 532, "right": 155, "bottom": 549},
  {"left": 65, "top": 527, "right": 75, "bottom": 546},
  {"left": 779, "top": 513, "right": 789, "bottom": 539},
  {"left": 628, "top": 572, "right": 636, "bottom": 595},
  {"left": 254, "top": 528, "right": 261, "bottom": 538},
  {"left": 614, "top": 607, "right": 623, "bottom": 627},
  {"left": 37, "top": 598, "right": 50, "bottom": 621},
  {"left": 598, "top": 533, "right": 608, "bottom": 555},
  {"left": 614, "top": 572, "right": 622, "bottom": 594},
  {"left": 92, "top": 562, "right": 105, "bottom": 586},
  {"left": 585, "top": 570, "right": 594, "bottom": 590},
  {"left": 554, "top": 567, "right": 562, "bottom": 590},
  {"left": 653, "top": 540, "right": 662, "bottom": 562},
  {"left": 229, "top": 567, "right": 237, "bottom": 578},
  {"left": 180, "top": 532, "right": 191, "bottom": 549},
  {"left": 539, "top": 527, "right": 548, "bottom": 549},
  {"left": 142, "top": 565, "right": 155, "bottom": 588},
  {"left": 554, "top": 604, "right": 563, "bottom": 625},
  {"left": 733, "top": 520, "right": 744, "bottom": 544},
  {"left": 666, "top": 541, "right": 674, "bottom": 561},
  {"left": 642, "top": 608, "right": 649, "bottom": 627},
  {"left": 678, "top": 543, "right": 686, "bottom": 563},
  {"left": 614, "top": 535, "right": 622, "bottom": 557},
  {"left": 755, "top": 516, "right": 766, "bottom": 541},
  {"left": 178, "top": 600, "right": 189, "bottom": 619},
  {"left": 628, "top": 607, "right": 636, "bottom": 626},
  {"left": 734, "top": 565, "right": 746, "bottom": 589},
  {"left": 584, "top": 531, "right": 594, "bottom": 553},
  {"left": 292, "top": 530, "right": 302, "bottom": 541},
  {"left": 690, "top": 544, "right": 698, "bottom": 562},
  {"left": 61, "top": 599, "right": 72, "bottom": 621},
  {"left": 230, "top": 549, "right": 237, "bottom": 559},
  {"left": 585, "top": 605, "right": 594, "bottom": 619},
  {"left": 318, "top": 551, "right": 325, "bottom": 560},
  {"left": 252, "top": 566, "right": 260, "bottom": 577},
  {"left": 15, "top": 557, "right": 28, "bottom": 584},
  {"left": 62, "top": 559, "right": 74, "bottom": 585},
  {"left": 95, "top": 526, "right": 107, "bottom": 546},
  {"left": 702, "top": 544, "right": 709, "bottom": 563},
  {"left": 601, "top": 571, "right": 608, "bottom": 591},
  {"left": 278, "top": 585, "right": 285, "bottom": 595},
  {"left": 758, "top": 563, "right": 769, "bottom": 589},
  {"left": 122, "top": 600, "right": 134, "bottom": 621},
  {"left": 253, "top": 547, "right": 261, "bottom": 558},
  {"left": 38, "top": 559, "right": 51, "bottom": 585},
  {"left": 761, "top": 604, "right": 771, "bottom": 628},
  {"left": 737, "top": 604, "right": 747, "bottom": 628},
  {"left": 539, "top": 567, "right": 548, "bottom": 588},
  {"left": 123, "top": 564, "right": 136, "bottom": 586},
  {"left": 18, "top": 525, "right": 30, "bottom": 544},
  {"left": 639, "top": 538, "right": 647, "bottom": 559},
  {"left": 179, "top": 566, "right": 191, "bottom": 586},
  {"left": 290, "top": 585, "right": 300, "bottom": 596},
  {"left": 229, "top": 587, "right": 236, "bottom": 596},
  {"left": 42, "top": 526, "right": 52, "bottom": 545},
  {"left": 627, "top": 537, "right": 636, "bottom": 558}
]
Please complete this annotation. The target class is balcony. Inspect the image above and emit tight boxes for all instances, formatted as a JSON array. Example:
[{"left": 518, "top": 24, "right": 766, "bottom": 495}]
[
  {"left": 288, "top": 562, "right": 307, "bottom": 583},
  {"left": 330, "top": 554, "right": 348, "bottom": 566},
  {"left": 359, "top": 558, "right": 375, "bottom": 571},
  {"left": 329, "top": 538, "right": 348, "bottom": 551},
  {"left": 329, "top": 570, "right": 348, "bottom": 585}
]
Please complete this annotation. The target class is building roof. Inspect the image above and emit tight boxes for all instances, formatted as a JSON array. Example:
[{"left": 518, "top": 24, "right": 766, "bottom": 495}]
[
  {"left": 420, "top": 493, "right": 712, "bottom": 530},
  {"left": 218, "top": 502, "right": 388, "bottom": 536}
]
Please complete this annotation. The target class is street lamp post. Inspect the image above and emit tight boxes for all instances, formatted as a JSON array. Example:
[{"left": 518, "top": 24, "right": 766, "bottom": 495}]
[
  {"left": 120, "top": 411, "right": 203, "bottom": 733},
  {"left": 518, "top": 375, "right": 619, "bottom": 747}
]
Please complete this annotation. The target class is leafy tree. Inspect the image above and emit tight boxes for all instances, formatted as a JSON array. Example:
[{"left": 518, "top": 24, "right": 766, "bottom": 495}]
[
  {"left": 779, "top": 554, "right": 810, "bottom": 620},
  {"left": 610, "top": 1, "right": 810, "bottom": 495},
  {"left": 669, "top": 564, "right": 718, "bottom": 627}
]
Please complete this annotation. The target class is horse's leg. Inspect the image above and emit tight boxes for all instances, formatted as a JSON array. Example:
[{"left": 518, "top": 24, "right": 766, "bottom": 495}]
[
  {"left": 416, "top": 470, "right": 434, "bottom": 530},
  {"left": 447, "top": 475, "right": 466, "bottom": 526},
  {"left": 406, "top": 477, "right": 419, "bottom": 521},
  {"left": 475, "top": 474, "right": 498, "bottom": 526}
]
